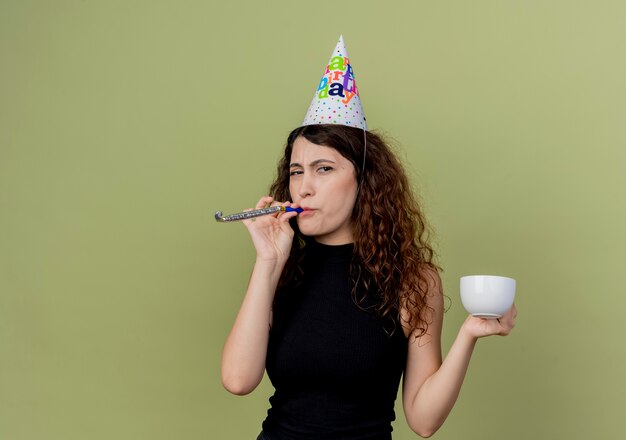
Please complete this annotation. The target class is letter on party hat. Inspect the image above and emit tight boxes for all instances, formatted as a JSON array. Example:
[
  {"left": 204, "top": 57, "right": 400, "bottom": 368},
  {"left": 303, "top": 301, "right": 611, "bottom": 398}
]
[{"left": 302, "top": 35, "right": 367, "bottom": 130}]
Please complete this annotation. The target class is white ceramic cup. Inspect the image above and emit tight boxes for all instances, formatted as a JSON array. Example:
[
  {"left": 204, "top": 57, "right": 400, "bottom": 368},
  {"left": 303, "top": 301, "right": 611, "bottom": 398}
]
[{"left": 460, "top": 275, "right": 516, "bottom": 319}]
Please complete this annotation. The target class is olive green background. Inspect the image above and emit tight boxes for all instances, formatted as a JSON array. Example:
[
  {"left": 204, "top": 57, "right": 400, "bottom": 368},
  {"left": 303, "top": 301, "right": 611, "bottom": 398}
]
[{"left": 1, "top": 1, "right": 624, "bottom": 439}]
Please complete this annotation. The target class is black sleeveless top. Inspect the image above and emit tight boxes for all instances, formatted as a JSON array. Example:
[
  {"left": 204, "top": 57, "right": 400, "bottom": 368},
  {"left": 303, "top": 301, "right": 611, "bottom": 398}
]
[{"left": 262, "top": 241, "right": 408, "bottom": 439}]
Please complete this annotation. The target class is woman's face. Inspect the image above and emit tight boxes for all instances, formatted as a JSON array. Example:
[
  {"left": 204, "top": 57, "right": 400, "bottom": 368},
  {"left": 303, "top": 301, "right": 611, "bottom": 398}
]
[{"left": 289, "top": 136, "right": 358, "bottom": 245}]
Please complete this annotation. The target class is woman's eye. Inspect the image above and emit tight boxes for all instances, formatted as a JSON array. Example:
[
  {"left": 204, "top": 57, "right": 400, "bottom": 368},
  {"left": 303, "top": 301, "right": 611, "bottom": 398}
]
[
  {"left": 317, "top": 166, "right": 333, "bottom": 173},
  {"left": 289, "top": 170, "right": 303, "bottom": 176}
]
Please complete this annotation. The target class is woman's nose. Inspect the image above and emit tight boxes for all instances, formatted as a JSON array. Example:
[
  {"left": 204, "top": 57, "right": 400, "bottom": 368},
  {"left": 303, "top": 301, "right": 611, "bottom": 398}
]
[{"left": 297, "top": 174, "right": 314, "bottom": 198}]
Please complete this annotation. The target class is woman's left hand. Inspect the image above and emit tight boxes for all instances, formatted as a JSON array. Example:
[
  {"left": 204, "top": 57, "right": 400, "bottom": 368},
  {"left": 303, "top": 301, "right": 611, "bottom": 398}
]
[{"left": 461, "top": 304, "right": 517, "bottom": 339}]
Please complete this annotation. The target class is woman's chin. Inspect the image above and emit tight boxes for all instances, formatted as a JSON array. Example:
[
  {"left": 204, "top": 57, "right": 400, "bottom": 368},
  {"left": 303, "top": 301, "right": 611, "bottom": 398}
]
[
  {"left": 297, "top": 226, "right": 317, "bottom": 237},
  {"left": 296, "top": 220, "right": 319, "bottom": 237}
]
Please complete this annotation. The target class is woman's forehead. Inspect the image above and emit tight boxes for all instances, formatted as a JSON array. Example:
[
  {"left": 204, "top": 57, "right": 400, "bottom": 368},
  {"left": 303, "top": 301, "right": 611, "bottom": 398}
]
[{"left": 290, "top": 137, "right": 344, "bottom": 163}]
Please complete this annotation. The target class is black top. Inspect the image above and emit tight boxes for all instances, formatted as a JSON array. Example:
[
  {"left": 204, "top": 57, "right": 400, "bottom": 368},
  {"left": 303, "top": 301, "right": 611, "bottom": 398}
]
[{"left": 263, "top": 240, "right": 408, "bottom": 440}]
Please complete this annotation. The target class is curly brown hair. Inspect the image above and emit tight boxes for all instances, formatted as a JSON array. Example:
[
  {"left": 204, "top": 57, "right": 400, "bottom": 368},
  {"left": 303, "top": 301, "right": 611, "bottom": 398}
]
[{"left": 269, "top": 124, "right": 441, "bottom": 337}]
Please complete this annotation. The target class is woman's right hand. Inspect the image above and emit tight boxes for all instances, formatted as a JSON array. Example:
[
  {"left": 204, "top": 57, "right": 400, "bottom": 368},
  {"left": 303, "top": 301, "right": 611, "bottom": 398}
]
[{"left": 242, "top": 196, "right": 299, "bottom": 263}]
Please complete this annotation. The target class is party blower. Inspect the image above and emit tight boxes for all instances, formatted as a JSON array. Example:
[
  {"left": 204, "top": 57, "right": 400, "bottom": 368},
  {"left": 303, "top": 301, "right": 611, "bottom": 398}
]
[{"left": 215, "top": 206, "right": 303, "bottom": 222}]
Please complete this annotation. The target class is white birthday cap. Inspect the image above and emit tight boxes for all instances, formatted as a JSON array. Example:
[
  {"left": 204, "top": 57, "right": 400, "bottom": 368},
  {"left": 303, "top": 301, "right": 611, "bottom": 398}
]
[{"left": 302, "top": 35, "right": 367, "bottom": 130}]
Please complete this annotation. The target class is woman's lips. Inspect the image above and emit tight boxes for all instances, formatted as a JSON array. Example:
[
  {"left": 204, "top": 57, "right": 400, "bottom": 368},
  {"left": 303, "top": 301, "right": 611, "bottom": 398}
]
[{"left": 298, "top": 208, "right": 315, "bottom": 217}]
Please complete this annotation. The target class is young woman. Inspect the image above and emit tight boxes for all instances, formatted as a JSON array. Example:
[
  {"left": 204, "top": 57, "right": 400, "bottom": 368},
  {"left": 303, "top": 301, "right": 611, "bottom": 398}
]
[{"left": 221, "top": 124, "right": 517, "bottom": 439}]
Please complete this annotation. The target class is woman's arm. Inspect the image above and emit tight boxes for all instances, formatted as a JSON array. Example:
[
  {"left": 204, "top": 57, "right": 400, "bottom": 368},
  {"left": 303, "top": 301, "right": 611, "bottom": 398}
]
[
  {"left": 220, "top": 196, "right": 298, "bottom": 395},
  {"left": 221, "top": 258, "right": 284, "bottom": 395},
  {"left": 401, "top": 271, "right": 517, "bottom": 437}
]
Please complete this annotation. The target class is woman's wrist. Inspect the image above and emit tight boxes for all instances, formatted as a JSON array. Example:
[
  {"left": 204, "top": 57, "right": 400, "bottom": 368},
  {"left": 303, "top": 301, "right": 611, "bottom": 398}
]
[
  {"left": 458, "top": 319, "right": 480, "bottom": 345},
  {"left": 254, "top": 256, "right": 287, "bottom": 281}
]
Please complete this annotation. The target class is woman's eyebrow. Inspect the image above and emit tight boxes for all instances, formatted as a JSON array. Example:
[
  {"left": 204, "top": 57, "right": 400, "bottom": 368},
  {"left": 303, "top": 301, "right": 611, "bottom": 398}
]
[{"left": 289, "top": 159, "right": 336, "bottom": 168}]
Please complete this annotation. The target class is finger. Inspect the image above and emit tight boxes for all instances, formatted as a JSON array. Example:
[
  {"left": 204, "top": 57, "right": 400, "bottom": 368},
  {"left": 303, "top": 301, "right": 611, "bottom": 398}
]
[
  {"left": 270, "top": 200, "right": 285, "bottom": 208},
  {"left": 275, "top": 202, "right": 296, "bottom": 222},
  {"left": 504, "top": 304, "right": 517, "bottom": 324},
  {"left": 240, "top": 207, "right": 253, "bottom": 224},
  {"left": 279, "top": 210, "right": 299, "bottom": 223},
  {"left": 255, "top": 196, "right": 274, "bottom": 209},
  {"left": 242, "top": 203, "right": 267, "bottom": 227},
  {"left": 270, "top": 200, "right": 298, "bottom": 222},
  {"left": 496, "top": 306, "right": 516, "bottom": 335},
  {"left": 285, "top": 200, "right": 300, "bottom": 209},
  {"left": 241, "top": 212, "right": 256, "bottom": 227}
]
